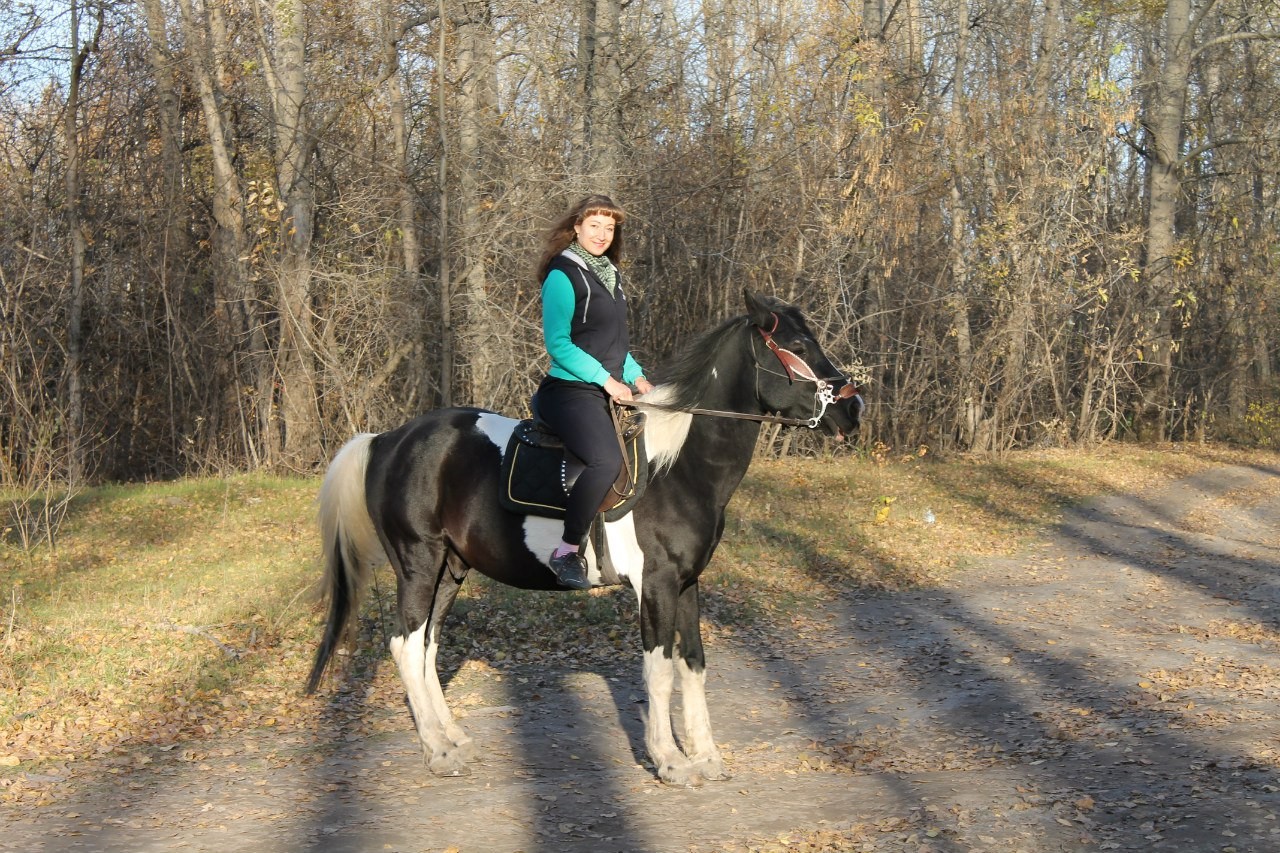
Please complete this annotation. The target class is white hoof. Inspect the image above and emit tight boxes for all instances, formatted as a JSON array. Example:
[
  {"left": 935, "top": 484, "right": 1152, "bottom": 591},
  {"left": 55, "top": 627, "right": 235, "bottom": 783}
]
[
  {"left": 690, "top": 753, "right": 731, "bottom": 782},
  {"left": 427, "top": 745, "right": 472, "bottom": 777},
  {"left": 656, "top": 757, "right": 702, "bottom": 787}
]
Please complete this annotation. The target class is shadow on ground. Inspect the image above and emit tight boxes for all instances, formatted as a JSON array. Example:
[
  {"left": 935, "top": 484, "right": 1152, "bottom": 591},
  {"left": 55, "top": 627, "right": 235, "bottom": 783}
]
[{"left": 4, "top": 462, "right": 1280, "bottom": 851}]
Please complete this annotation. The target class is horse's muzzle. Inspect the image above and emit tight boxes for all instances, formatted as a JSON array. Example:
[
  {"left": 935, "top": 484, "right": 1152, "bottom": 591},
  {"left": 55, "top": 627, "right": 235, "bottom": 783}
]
[{"left": 832, "top": 390, "right": 864, "bottom": 441}]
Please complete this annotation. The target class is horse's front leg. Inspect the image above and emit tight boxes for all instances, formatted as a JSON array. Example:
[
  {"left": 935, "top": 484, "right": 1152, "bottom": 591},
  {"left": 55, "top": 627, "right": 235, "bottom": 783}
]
[
  {"left": 639, "top": 574, "right": 699, "bottom": 786},
  {"left": 675, "top": 580, "right": 730, "bottom": 782}
]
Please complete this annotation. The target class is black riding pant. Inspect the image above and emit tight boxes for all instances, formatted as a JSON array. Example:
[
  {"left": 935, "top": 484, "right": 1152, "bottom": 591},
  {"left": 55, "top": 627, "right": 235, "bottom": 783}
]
[{"left": 533, "top": 378, "right": 622, "bottom": 546}]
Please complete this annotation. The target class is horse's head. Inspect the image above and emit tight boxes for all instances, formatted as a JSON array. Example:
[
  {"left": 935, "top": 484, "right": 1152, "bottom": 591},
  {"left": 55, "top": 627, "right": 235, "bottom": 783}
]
[{"left": 744, "top": 289, "right": 863, "bottom": 441}]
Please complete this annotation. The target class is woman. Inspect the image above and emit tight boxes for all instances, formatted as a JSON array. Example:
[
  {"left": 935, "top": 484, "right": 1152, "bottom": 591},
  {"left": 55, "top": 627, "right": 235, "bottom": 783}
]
[{"left": 534, "top": 194, "right": 655, "bottom": 590}]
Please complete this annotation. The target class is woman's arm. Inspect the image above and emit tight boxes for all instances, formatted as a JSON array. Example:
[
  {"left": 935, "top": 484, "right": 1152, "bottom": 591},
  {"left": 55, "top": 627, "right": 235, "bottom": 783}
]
[{"left": 541, "top": 269, "right": 610, "bottom": 386}]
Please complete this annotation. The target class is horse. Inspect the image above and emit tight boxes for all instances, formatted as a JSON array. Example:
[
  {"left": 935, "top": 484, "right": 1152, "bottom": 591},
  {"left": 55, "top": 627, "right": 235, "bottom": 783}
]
[{"left": 306, "top": 289, "right": 863, "bottom": 786}]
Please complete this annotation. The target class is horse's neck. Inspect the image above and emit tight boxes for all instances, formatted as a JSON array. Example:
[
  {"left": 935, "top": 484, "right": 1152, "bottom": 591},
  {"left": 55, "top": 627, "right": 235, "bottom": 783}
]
[
  {"left": 669, "top": 409, "right": 761, "bottom": 506},
  {"left": 657, "top": 336, "right": 767, "bottom": 503}
]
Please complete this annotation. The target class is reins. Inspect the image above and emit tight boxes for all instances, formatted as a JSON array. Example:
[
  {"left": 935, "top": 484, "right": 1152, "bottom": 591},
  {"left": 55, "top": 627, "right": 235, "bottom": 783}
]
[{"left": 615, "top": 398, "right": 816, "bottom": 427}]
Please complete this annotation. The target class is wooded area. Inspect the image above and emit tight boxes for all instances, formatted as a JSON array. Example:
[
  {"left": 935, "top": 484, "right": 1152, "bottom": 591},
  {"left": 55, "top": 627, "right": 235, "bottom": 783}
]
[{"left": 1, "top": 0, "right": 1278, "bottom": 485}]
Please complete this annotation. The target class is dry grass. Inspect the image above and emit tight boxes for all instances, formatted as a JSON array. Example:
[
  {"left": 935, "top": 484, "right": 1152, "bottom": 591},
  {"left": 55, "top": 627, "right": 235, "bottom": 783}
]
[
  {"left": 1, "top": 477, "right": 320, "bottom": 781},
  {"left": 0, "top": 442, "right": 1268, "bottom": 791}
]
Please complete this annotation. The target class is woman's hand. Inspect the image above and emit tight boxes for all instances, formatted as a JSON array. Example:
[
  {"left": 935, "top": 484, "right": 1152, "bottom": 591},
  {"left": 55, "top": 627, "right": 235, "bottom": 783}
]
[
  {"left": 634, "top": 377, "right": 655, "bottom": 396},
  {"left": 604, "top": 376, "right": 634, "bottom": 403}
]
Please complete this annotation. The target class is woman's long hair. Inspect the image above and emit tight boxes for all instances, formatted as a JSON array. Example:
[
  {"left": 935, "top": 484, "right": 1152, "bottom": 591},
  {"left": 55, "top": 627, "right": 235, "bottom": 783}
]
[{"left": 536, "top": 194, "right": 627, "bottom": 283}]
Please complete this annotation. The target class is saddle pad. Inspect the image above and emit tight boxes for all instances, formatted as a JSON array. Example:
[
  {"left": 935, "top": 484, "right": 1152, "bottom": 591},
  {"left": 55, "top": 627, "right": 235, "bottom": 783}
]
[{"left": 499, "top": 421, "right": 648, "bottom": 521}]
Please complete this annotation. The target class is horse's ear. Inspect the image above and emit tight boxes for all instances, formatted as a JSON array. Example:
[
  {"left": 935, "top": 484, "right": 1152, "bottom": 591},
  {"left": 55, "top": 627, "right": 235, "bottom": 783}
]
[{"left": 743, "top": 289, "right": 774, "bottom": 328}]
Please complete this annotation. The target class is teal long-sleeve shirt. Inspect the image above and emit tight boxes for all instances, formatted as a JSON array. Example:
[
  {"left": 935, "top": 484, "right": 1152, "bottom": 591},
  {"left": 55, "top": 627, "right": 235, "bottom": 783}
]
[{"left": 541, "top": 268, "right": 645, "bottom": 387}]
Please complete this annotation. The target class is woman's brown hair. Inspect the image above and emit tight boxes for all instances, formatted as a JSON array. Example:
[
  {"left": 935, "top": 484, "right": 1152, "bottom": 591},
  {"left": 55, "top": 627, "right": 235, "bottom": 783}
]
[{"left": 536, "top": 194, "right": 627, "bottom": 282}]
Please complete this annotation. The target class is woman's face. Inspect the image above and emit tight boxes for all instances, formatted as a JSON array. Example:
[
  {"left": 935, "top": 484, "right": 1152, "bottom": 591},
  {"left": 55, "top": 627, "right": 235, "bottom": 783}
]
[{"left": 574, "top": 213, "right": 617, "bottom": 257}]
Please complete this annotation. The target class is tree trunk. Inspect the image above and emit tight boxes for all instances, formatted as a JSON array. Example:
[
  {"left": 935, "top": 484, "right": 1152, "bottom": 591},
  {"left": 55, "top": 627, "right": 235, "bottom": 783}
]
[
  {"left": 581, "top": 0, "right": 624, "bottom": 189},
  {"left": 260, "top": 0, "right": 321, "bottom": 468},
  {"left": 63, "top": 3, "right": 86, "bottom": 484},
  {"left": 381, "top": 0, "right": 423, "bottom": 295},
  {"left": 1248, "top": 129, "right": 1272, "bottom": 386},
  {"left": 63, "top": 0, "right": 93, "bottom": 484},
  {"left": 176, "top": 0, "right": 270, "bottom": 466},
  {"left": 380, "top": 0, "right": 432, "bottom": 410},
  {"left": 703, "top": 0, "right": 735, "bottom": 133},
  {"left": 437, "top": 0, "right": 454, "bottom": 407},
  {"left": 946, "top": 0, "right": 977, "bottom": 450},
  {"left": 1033, "top": 0, "right": 1062, "bottom": 121},
  {"left": 457, "top": 0, "right": 499, "bottom": 406},
  {"left": 1222, "top": 275, "right": 1248, "bottom": 420},
  {"left": 887, "top": 0, "right": 923, "bottom": 76},
  {"left": 138, "top": 0, "right": 185, "bottom": 262},
  {"left": 1137, "top": 0, "right": 1199, "bottom": 440},
  {"left": 139, "top": 0, "right": 194, "bottom": 458},
  {"left": 857, "top": 0, "right": 890, "bottom": 435}
]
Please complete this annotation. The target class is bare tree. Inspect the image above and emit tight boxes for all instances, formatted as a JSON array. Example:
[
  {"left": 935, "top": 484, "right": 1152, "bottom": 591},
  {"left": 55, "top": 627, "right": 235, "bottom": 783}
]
[
  {"left": 454, "top": 0, "right": 501, "bottom": 406},
  {"left": 582, "top": 0, "right": 624, "bottom": 189},
  {"left": 250, "top": 0, "right": 322, "bottom": 467},
  {"left": 62, "top": 0, "right": 105, "bottom": 483},
  {"left": 175, "top": 0, "right": 272, "bottom": 465},
  {"left": 4, "top": 0, "right": 1280, "bottom": 485}
]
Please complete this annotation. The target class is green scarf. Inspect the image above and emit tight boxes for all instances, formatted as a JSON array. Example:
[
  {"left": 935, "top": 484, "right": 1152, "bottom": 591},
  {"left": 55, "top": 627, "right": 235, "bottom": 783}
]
[{"left": 567, "top": 241, "right": 617, "bottom": 295}]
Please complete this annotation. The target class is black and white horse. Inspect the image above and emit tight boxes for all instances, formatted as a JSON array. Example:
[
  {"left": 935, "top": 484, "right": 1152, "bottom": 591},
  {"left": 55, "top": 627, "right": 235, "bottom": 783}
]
[{"left": 306, "top": 290, "right": 863, "bottom": 786}]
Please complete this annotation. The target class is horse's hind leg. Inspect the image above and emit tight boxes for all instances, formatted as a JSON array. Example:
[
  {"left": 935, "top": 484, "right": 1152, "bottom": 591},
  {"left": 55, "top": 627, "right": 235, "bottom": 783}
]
[
  {"left": 421, "top": 554, "right": 472, "bottom": 756},
  {"left": 388, "top": 545, "right": 472, "bottom": 776}
]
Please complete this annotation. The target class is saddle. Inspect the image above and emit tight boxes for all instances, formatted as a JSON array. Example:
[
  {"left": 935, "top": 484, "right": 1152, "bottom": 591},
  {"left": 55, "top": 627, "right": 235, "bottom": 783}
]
[{"left": 499, "top": 401, "right": 648, "bottom": 522}]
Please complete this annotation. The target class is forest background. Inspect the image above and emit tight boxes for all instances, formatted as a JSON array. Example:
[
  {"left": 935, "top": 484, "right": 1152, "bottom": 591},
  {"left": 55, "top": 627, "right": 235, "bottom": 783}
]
[{"left": 2, "top": 0, "right": 1279, "bottom": 488}]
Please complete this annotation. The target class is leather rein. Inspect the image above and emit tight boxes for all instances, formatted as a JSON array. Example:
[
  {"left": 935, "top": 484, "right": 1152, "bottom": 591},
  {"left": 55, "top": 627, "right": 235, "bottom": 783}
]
[{"left": 617, "top": 314, "right": 860, "bottom": 429}]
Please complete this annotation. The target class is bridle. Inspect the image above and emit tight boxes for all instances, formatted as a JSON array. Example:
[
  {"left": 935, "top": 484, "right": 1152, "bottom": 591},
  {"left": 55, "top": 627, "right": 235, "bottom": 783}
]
[
  {"left": 752, "top": 312, "right": 862, "bottom": 427},
  {"left": 620, "top": 313, "right": 862, "bottom": 429}
]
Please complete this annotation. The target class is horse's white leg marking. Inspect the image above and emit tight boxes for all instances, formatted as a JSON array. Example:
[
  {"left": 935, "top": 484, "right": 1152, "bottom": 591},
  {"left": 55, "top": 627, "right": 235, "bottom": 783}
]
[
  {"left": 390, "top": 622, "right": 469, "bottom": 775},
  {"left": 389, "top": 623, "right": 443, "bottom": 746},
  {"left": 644, "top": 646, "right": 696, "bottom": 785},
  {"left": 423, "top": 630, "right": 471, "bottom": 750},
  {"left": 675, "top": 653, "right": 729, "bottom": 780}
]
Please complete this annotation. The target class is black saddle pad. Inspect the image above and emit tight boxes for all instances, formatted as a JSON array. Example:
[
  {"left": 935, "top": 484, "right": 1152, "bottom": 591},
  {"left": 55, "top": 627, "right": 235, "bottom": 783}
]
[{"left": 499, "top": 418, "right": 648, "bottom": 522}]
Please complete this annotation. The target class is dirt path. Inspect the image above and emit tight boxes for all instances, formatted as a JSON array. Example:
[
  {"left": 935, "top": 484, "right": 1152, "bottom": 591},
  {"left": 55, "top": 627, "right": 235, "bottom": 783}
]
[{"left": 5, "top": 461, "right": 1280, "bottom": 852}]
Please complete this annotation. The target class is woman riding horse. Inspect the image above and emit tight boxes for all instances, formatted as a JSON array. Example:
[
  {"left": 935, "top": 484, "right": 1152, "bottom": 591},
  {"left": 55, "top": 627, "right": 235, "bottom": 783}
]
[{"left": 534, "top": 195, "right": 655, "bottom": 590}]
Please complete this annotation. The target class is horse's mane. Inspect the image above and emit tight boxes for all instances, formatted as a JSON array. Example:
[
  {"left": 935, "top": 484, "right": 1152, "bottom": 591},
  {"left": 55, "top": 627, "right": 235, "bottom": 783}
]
[
  {"left": 657, "top": 312, "right": 753, "bottom": 410},
  {"left": 640, "top": 297, "right": 807, "bottom": 472},
  {"left": 634, "top": 311, "right": 753, "bottom": 473}
]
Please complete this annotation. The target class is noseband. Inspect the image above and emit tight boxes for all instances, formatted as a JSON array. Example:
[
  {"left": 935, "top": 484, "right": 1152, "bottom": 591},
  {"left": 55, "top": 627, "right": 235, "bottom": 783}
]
[{"left": 755, "top": 313, "right": 860, "bottom": 428}]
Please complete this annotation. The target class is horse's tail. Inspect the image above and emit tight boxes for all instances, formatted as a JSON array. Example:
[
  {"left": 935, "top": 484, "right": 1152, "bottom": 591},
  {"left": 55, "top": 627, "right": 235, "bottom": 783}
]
[{"left": 306, "top": 432, "right": 384, "bottom": 694}]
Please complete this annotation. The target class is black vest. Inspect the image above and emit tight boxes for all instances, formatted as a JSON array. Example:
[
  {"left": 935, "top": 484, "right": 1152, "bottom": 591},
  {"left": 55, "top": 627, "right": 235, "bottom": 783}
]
[{"left": 547, "top": 253, "right": 630, "bottom": 379}]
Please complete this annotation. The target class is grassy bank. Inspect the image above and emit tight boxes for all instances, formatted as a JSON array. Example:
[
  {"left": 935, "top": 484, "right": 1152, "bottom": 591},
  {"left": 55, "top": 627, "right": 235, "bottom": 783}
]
[{"left": 0, "top": 443, "right": 1269, "bottom": 802}]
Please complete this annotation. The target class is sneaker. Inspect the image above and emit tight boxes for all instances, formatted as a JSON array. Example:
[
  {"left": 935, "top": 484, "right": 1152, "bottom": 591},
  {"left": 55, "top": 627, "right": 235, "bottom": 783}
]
[{"left": 549, "top": 551, "right": 591, "bottom": 590}]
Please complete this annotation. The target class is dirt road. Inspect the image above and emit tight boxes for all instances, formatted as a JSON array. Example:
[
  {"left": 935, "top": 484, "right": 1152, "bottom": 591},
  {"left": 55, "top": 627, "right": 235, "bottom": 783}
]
[{"left": 4, "top": 461, "right": 1280, "bottom": 852}]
